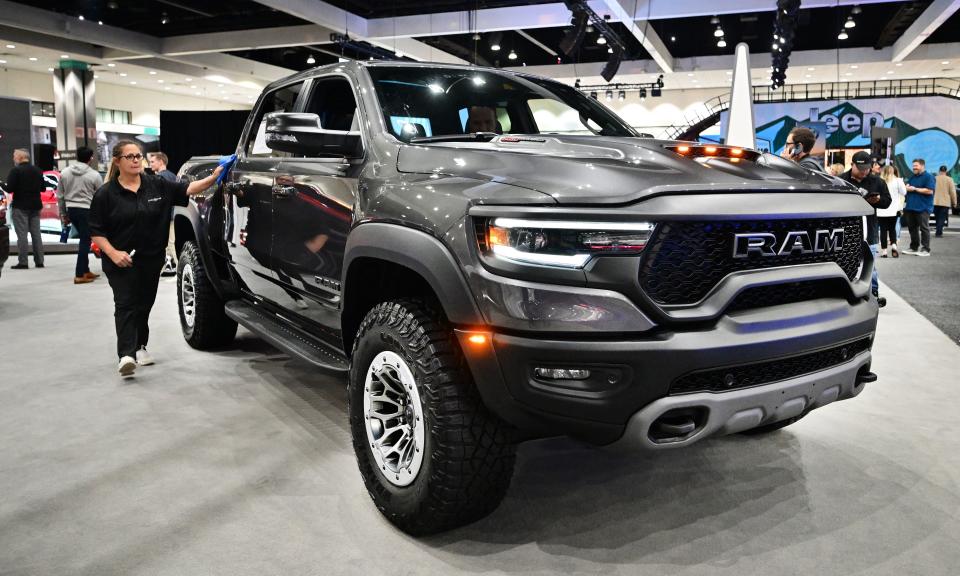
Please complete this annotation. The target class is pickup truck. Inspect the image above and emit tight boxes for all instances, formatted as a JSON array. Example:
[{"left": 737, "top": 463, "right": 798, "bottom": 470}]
[{"left": 175, "top": 60, "right": 879, "bottom": 535}]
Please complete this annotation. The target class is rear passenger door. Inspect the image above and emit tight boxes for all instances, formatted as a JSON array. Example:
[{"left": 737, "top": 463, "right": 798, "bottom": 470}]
[
  {"left": 227, "top": 79, "right": 305, "bottom": 304},
  {"left": 268, "top": 75, "right": 363, "bottom": 342}
]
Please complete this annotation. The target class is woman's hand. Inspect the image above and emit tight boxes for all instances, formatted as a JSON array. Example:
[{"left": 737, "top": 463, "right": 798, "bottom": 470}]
[{"left": 110, "top": 250, "right": 134, "bottom": 268}]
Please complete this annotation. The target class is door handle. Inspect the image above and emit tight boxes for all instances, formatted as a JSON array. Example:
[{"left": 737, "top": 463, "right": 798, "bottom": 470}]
[{"left": 272, "top": 184, "right": 297, "bottom": 199}]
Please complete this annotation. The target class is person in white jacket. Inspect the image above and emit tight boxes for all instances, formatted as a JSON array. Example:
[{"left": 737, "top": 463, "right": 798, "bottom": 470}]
[
  {"left": 878, "top": 164, "right": 906, "bottom": 258},
  {"left": 58, "top": 147, "right": 104, "bottom": 283}
]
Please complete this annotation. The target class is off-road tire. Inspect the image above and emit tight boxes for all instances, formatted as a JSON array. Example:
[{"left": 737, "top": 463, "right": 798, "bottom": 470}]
[
  {"left": 348, "top": 299, "right": 516, "bottom": 535},
  {"left": 177, "top": 241, "right": 237, "bottom": 349}
]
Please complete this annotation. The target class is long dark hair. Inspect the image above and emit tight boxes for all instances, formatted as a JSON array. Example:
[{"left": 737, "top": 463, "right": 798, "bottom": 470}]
[{"left": 106, "top": 139, "right": 143, "bottom": 182}]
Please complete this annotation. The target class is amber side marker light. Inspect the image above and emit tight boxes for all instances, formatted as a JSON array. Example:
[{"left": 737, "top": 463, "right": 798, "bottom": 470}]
[
  {"left": 467, "top": 334, "right": 488, "bottom": 345},
  {"left": 666, "top": 144, "right": 760, "bottom": 162},
  {"left": 704, "top": 146, "right": 718, "bottom": 154}
]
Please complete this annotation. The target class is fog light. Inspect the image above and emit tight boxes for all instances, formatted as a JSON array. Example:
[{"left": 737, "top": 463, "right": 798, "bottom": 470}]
[{"left": 535, "top": 367, "right": 591, "bottom": 380}]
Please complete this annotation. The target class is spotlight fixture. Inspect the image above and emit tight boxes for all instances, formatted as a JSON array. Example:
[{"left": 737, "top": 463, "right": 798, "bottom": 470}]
[
  {"left": 306, "top": 55, "right": 316, "bottom": 65},
  {"left": 638, "top": 87, "right": 647, "bottom": 100},
  {"left": 596, "top": 35, "right": 607, "bottom": 45},
  {"left": 844, "top": 15, "right": 856, "bottom": 28},
  {"left": 508, "top": 49, "right": 517, "bottom": 60},
  {"left": 562, "top": 0, "right": 629, "bottom": 82},
  {"left": 717, "top": 39, "right": 727, "bottom": 48},
  {"left": 607, "top": 47, "right": 613, "bottom": 54},
  {"left": 472, "top": 33, "right": 481, "bottom": 41},
  {"left": 837, "top": 30, "right": 848, "bottom": 40},
  {"left": 605, "top": 89, "right": 613, "bottom": 101},
  {"left": 714, "top": 25, "right": 724, "bottom": 38},
  {"left": 589, "top": 91, "right": 598, "bottom": 99},
  {"left": 574, "top": 78, "right": 581, "bottom": 88},
  {"left": 489, "top": 31, "right": 502, "bottom": 52},
  {"left": 160, "top": 12, "right": 168, "bottom": 25},
  {"left": 618, "top": 90, "right": 625, "bottom": 101}
]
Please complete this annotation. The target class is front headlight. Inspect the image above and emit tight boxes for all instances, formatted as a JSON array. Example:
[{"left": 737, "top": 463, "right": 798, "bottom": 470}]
[{"left": 481, "top": 217, "right": 654, "bottom": 269}]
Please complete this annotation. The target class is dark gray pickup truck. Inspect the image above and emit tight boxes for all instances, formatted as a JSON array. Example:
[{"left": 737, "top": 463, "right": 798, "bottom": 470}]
[{"left": 175, "top": 61, "right": 879, "bottom": 534}]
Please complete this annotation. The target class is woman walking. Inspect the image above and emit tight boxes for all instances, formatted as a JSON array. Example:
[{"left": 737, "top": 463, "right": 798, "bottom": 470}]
[
  {"left": 878, "top": 164, "right": 905, "bottom": 257},
  {"left": 90, "top": 140, "right": 222, "bottom": 376}
]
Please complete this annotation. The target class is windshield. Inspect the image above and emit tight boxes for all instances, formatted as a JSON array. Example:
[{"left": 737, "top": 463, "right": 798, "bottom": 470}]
[{"left": 366, "top": 66, "right": 638, "bottom": 142}]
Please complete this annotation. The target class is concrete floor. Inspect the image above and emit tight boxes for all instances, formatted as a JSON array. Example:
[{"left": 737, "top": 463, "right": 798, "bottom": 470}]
[{"left": 1, "top": 255, "right": 959, "bottom": 576}]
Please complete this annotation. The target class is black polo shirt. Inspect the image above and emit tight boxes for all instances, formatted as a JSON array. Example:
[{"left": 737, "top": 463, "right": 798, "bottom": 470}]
[
  {"left": 840, "top": 170, "right": 891, "bottom": 246},
  {"left": 6, "top": 162, "right": 44, "bottom": 210},
  {"left": 89, "top": 174, "right": 189, "bottom": 257}
]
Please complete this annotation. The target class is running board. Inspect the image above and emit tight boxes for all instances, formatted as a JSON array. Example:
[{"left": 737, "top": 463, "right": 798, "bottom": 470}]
[{"left": 224, "top": 300, "right": 349, "bottom": 374}]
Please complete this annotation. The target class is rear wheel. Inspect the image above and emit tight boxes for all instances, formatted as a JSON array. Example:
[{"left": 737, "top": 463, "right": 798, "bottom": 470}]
[
  {"left": 348, "top": 299, "right": 516, "bottom": 535},
  {"left": 177, "top": 241, "right": 237, "bottom": 349}
]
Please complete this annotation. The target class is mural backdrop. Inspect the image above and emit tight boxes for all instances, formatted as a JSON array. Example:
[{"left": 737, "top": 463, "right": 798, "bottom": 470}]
[{"left": 720, "top": 96, "right": 960, "bottom": 179}]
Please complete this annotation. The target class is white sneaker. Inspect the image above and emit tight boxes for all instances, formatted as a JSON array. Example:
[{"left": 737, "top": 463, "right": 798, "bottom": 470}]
[
  {"left": 118, "top": 356, "right": 137, "bottom": 376},
  {"left": 136, "top": 348, "right": 155, "bottom": 366},
  {"left": 917, "top": 250, "right": 931, "bottom": 257},
  {"left": 901, "top": 248, "right": 918, "bottom": 255}
]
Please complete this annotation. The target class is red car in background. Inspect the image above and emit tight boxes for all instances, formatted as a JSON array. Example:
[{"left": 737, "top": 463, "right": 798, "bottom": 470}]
[{"left": 0, "top": 171, "right": 62, "bottom": 233}]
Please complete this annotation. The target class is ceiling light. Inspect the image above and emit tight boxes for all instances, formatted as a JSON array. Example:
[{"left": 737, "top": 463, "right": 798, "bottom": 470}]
[
  {"left": 605, "top": 89, "right": 613, "bottom": 101},
  {"left": 508, "top": 49, "right": 517, "bottom": 60},
  {"left": 596, "top": 35, "right": 606, "bottom": 45},
  {"left": 618, "top": 90, "right": 626, "bottom": 101},
  {"left": 850, "top": 65, "right": 858, "bottom": 69},
  {"left": 472, "top": 33, "right": 481, "bottom": 41},
  {"left": 805, "top": 74, "right": 811, "bottom": 78},
  {"left": 845, "top": 15, "right": 856, "bottom": 28},
  {"left": 5, "top": 44, "right": 15, "bottom": 49},
  {"left": 78, "top": 14, "right": 84, "bottom": 20},
  {"left": 717, "top": 39, "right": 727, "bottom": 48},
  {"left": 165, "top": 87, "right": 171, "bottom": 90},
  {"left": 60, "top": 54, "right": 69, "bottom": 59},
  {"left": 714, "top": 26, "right": 724, "bottom": 38},
  {"left": 160, "top": 13, "right": 168, "bottom": 25},
  {"left": 157, "top": 79, "right": 164, "bottom": 83},
  {"left": 838, "top": 30, "right": 848, "bottom": 40},
  {"left": 93, "top": 74, "right": 98, "bottom": 78},
  {"left": 942, "top": 61, "right": 950, "bottom": 65},
  {"left": 119, "top": 73, "right": 127, "bottom": 77},
  {"left": 1, "top": 59, "right": 9, "bottom": 64},
  {"left": 98, "top": 20, "right": 103, "bottom": 25},
  {"left": 772, "top": 43, "right": 778, "bottom": 50},
  {"left": 149, "top": 70, "right": 157, "bottom": 75},
  {"left": 895, "top": 62, "right": 903, "bottom": 66},
  {"left": 47, "top": 67, "right": 54, "bottom": 72},
  {"left": 28, "top": 57, "right": 37, "bottom": 61},
  {"left": 589, "top": 91, "right": 597, "bottom": 99},
  {"left": 844, "top": 72, "right": 852, "bottom": 76},
  {"left": 880, "top": 77, "right": 886, "bottom": 80},
  {"left": 886, "top": 70, "right": 893, "bottom": 74},
  {"left": 490, "top": 32, "right": 502, "bottom": 51},
  {"left": 107, "top": 63, "right": 116, "bottom": 67},
  {"left": 852, "top": 5, "right": 862, "bottom": 14},
  {"left": 687, "top": 72, "right": 694, "bottom": 77},
  {"left": 185, "top": 77, "right": 192, "bottom": 81},
  {"left": 306, "top": 55, "right": 316, "bottom": 64},
  {"left": 129, "top": 81, "right": 136, "bottom": 85},
  {"left": 807, "top": 67, "right": 815, "bottom": 71},
  {"left": 607, "top": 46, "right": 613, "bottom": 54},
  {"left": 670, "top": 36, "right": 676, "bottom": 42},
  {"left": 710, "top": 16, "right": 719, "bottom": 25},
  {"left": 726, "top": 70, "right": 732, "bottom": 75}
]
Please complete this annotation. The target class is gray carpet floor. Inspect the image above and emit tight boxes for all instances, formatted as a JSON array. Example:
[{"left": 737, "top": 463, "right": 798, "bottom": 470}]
[{"left": 1, "top": 254, "right": 958, "bottom": 576}]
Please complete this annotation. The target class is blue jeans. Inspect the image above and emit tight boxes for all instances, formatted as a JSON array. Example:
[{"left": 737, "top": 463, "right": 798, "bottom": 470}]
[
  {"left": 67, "top": 207, "right": 91, "bottom": 277},
  {"left": 934, "top": 206, "right": 949, "bottom": 236},
  {"left": 870, "top": 243, "right": 879, "bottom": 296}
]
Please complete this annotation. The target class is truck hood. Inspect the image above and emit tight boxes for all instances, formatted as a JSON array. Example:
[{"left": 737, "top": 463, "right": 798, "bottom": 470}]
[{"left": 396, "top": 135, "right": 855, "bottom": 205}]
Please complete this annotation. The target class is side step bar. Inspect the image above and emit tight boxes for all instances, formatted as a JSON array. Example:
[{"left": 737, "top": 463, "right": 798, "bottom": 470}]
[{"left": 224, "top": 300, "right": 349, "bottom": 374}]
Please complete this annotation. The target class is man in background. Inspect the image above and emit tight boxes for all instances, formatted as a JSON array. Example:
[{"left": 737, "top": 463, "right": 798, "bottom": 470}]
[
  {"left": 902, "top": 158, "right": 936, "bottom": 256},
  {"left": 149, "top": 152, "right": 179, "bottom": 275},
  {"left": 58, "top": 146, "right": 103, "bottom": 284},
  {"left": 7, "top": 148, "right": 45, "bottom": 269},
  {"left": 933, "top": 165, "right": 957, "bottom": 237},
  {"left": 841, "top": 151, "right": 891, "bottom": 307},
  {"left": 781, "top": 127, "right": 825, "bottom": 173}
]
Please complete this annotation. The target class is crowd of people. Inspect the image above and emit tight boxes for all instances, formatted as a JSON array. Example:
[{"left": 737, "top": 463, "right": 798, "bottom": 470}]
[{"left": 784, "top": 126, "right": 959, "bottom": 307}]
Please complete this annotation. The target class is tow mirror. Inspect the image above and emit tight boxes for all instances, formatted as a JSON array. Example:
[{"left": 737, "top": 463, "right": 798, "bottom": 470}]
[{"left": 265, "top": 112, "right": 361, "bottom": 157}]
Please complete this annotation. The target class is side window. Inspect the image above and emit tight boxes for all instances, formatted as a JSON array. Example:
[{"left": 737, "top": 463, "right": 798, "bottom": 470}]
[
  {"left": 302, "top": 77, "right": 362, "bottom": 157},
  {"left": 245, "top": 81, "right": 304, "bottom": 157},
  {"left": 527, "top": 98, "right": 601, "bottom": 135}
]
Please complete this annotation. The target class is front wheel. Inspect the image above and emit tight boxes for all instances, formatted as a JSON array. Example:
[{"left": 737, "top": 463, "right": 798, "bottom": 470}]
[
  {"left": 348, "top": 299, "right": 516, "bottom": 535},
  {"left": 177, "top": 241, "right": 237, "bottom": 349}
]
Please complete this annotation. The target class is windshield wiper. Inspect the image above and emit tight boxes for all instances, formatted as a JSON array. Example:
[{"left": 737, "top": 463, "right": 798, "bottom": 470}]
[{"left": 409, "top": 132, "right": 498, "bottom": 144}]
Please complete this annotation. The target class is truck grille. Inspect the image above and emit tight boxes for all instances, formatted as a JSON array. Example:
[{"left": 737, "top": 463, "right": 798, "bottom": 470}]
[
  {"left": 639, "top": 217, "right": 863, "bottom": 305},
  {"left": 670, "top": 337, "right": 872, "bottom": 395},
  {"left": 726, "top": 279, "right": 849, "bottom": 313}
]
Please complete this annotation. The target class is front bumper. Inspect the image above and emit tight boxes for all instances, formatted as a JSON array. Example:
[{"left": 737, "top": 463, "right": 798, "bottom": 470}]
[{"left": 456, "top": 296, "right": 877, "bottom": 445}]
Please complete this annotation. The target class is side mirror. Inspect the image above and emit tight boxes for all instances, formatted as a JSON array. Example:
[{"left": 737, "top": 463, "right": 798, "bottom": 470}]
[{"left": 265, "top": 112, "right": 361, "bottom": 157}]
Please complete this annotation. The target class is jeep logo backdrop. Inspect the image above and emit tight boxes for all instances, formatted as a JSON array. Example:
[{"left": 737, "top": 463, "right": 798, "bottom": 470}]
[{"left": 720, "top": 95, "right": 960, "bottom": 180}]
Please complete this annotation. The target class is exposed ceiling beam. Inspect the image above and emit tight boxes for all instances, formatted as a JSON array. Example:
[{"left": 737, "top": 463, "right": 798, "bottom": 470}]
[
  {"left": 891, "top": 0, "right": 960, "bottom": 62},
  {"left": 0, "top": 24, "right": 103, "bottom": 60},
  {"left": 602, "top": 0, "right": 674, "bottom": 73},
  {"left": 247, "top": 0, "right": 367, "bottom": 36},
  {"left": 517, "top": 30, "right": 559, "bottom": 58},
  {"left": 161, "top": 25, "right": 337, "bottom": 56},
  {"left": 366, "top": 0, "right": 899, "bottom": 39},
  {"left": 0, "top": 0, "right": 160, "bottom": 55}
]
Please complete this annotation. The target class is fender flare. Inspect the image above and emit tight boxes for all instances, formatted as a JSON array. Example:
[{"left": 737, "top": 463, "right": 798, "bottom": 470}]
[
  {"left": 173, "top": 203, "right": 232, "bottom": 299},
  {"left": 341, "top": 222, "right": 483, "bottom": 325}
]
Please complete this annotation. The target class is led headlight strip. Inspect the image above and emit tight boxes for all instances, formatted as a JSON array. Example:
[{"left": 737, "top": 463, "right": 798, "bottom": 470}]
[{"left": 485, "top": 218, "right": 654, "bottom": 269}]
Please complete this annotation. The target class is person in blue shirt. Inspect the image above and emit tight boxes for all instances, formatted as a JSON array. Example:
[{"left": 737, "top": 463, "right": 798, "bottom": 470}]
[{"left": 902, "top": 158, "right": 936, "bottom": 256}]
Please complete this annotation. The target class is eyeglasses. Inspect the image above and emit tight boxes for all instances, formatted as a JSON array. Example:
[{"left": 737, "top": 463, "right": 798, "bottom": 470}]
[{"left": 119, "top": 153, "right": 143, "bottom": 161}]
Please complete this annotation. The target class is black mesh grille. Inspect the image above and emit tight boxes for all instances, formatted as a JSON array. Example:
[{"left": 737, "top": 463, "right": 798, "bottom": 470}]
[
  {"left": 670, "top": 338, "right": 872, "bottom": 395},
  {"left": 726, "top": 279, "right": 849, "bottom": 313},
  {"left": 639, "top": 218, "right": 863, "bottom": 305}
]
